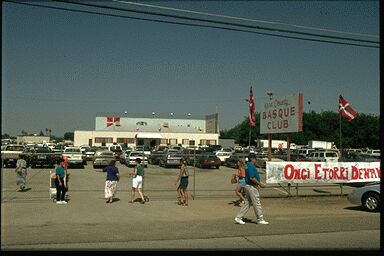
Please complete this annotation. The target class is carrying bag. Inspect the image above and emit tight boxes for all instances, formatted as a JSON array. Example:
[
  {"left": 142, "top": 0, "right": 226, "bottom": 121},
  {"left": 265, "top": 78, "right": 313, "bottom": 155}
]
[
  {"left": 50, "top": 173, "right": 57, "bottom": 180},
  {"left": 231, "top": 174, "right": 238, "bottom": 184}
]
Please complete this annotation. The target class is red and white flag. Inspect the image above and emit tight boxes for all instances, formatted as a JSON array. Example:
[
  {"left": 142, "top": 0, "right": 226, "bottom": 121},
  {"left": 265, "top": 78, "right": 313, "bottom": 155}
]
[
  {"left": 107, "top": 117, "right": 121, "bottom": 127},
  {"left": 249, "top": 87, "right": 256, "bottom": 126},
  {"left": 339, "top": 95, "right": 357, "bottom": 122}
]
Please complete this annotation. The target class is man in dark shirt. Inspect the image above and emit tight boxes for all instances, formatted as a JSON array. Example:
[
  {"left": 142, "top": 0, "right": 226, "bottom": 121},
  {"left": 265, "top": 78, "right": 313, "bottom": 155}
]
[{"left": 234, "top": 154, "right": 269, "bottom": 225}]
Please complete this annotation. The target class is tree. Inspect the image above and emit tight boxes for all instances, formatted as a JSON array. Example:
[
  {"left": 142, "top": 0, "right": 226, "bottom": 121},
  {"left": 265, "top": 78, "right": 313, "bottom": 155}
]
[
  {"left": 64, "top": 132, "right": 74, "bottom": 141},
  {"left": 39, "top": 130, "right": 44, "bottom": 136}
]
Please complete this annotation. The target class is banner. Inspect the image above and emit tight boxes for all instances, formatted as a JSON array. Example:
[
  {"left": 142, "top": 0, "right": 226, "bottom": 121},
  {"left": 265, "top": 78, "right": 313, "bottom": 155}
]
[{"left": 266, "top": 162, "right": 380, "bottom": 183}]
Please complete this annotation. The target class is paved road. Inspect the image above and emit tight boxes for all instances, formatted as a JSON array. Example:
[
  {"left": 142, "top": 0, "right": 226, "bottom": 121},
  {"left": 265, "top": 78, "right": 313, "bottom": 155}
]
[{"left": 1, "top": 163, "right": 380, "bottom": 250}]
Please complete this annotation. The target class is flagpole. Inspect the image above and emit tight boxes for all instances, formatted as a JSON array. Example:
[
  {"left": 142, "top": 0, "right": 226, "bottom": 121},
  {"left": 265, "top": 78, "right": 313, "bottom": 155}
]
[
  {"left": 249, "top": 121, "right": 251, "bottom": 147},
  {"left": 339, "top": 111, "right": 342, "bottom": 159}
]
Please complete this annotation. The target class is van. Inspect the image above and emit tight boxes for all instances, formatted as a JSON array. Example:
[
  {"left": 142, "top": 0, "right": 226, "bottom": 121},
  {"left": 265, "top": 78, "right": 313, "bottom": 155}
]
[{"left": 308, "top": 150, "right": 339, "bottom": 162}]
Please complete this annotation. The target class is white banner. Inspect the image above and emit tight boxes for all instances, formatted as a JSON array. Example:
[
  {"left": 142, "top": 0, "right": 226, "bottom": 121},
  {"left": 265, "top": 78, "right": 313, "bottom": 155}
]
[{"left": 266, "top": 162, "right": 381, "bottom": 183}]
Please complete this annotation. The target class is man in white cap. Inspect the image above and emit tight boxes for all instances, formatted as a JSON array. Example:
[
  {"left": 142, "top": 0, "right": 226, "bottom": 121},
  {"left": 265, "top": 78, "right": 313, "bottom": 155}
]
[{"left": 234, "top": 153, "right": 269, "bottom": 225}]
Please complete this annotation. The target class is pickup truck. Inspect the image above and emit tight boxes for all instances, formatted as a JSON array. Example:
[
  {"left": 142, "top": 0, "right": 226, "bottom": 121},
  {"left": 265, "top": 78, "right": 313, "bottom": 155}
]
[
  {"left": 1, "top": 144, "right": 26, "bottom": 168},
  {"left": 62, "top": 147, "right": 86, "bottom": 168},
  {"left": 27, "top": 147, "right": 59, "bottom": 168}
]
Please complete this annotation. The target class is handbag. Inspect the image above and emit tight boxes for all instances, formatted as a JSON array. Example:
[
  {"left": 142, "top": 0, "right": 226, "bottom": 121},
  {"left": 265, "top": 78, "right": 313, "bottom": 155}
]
[
  {"left": 50, "top": 173, "right": 57, "bottom": 180},
  {"left": 231, "top": 174, "right": 238, "bottom": 184}
]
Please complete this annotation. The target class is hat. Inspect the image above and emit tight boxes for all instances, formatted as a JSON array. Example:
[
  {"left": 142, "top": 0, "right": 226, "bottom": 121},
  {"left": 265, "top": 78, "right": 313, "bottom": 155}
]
[{"left": 248, "top": 153, "right": 257, "bottom": 160}]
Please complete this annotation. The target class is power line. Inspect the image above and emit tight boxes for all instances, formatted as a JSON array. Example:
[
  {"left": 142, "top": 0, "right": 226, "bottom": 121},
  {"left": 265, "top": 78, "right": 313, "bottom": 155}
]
[
  {"left": 114, "top": 0, "right": 379, "bottom": 39},
  {"left": 4, "top": 0, "right": 378, "bottom": 48},
  {"left": 53, "top": 0, "right": 379, "bottom": 45}
]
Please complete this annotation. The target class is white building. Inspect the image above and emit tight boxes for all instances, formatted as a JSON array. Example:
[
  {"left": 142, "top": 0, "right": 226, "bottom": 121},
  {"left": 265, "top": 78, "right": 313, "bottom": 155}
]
[{"left": 74, "top": 113, "right": 219, "bottom": 148}]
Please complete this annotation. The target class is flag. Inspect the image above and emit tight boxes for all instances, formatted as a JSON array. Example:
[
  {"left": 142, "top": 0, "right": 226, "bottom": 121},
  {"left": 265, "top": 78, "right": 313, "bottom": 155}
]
[
  {"left": 339, "top": 95, "right": 357, "bottom": 122},
  {"left": 107, "top": 117, "right": 121, "bottom": 127},
  {"left": 249, "top": 87, "right": 256, "bottom": 126}
]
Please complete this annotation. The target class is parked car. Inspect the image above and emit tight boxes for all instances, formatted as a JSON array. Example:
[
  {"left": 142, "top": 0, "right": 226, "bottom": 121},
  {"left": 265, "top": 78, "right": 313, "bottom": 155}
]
[
  {"left": 224, "top": 153, "right": 248, "bottom": 169},
  {"left": 347, "top": 183, "right": 380, "bottom": 212},
  {"left": 28, "top": 147, "right": 57, "bottom": 168},
  {"left": 148, "top": 151, "right": 166, "bottom": 165},
  {"left": 307, "top": 150, "right": 339, "bottom": 162},
  {"left": 182, "top": 149, "right": 202, "bottom": 165},
  {"left": 62, "top": 147, "right": 85, "bottom": 168},
  {"left": 119, "top": 149, "right": 132, "bottom": 164},
  {"left": 135, "top": 146, "right": 152, "bottom": 156},
  {"left": 83, "top": 147, "right": 97, "bottom": 161},
  {"left": 279, "top": 153, "right": 312, "bottom": 162},
  {"left": 159, "top": 153, "right": 183, "bottom": 168},
  {"left": 297, "top": 148, "right": 316, "bottom": 156},
  {"left": 341, "top": 152, "right": 380, "bottom": 162},
  {"left": 1, "top": 144, "right": 26, "bottom": 168},
  {"left": 126, "top": 151, "right": 148, "bottom": 167},
  {"left": 93, "top": 150, "right": 115, "bottom": 169},
  {"left": 215, "top": 151, "right": 232, "bottom": 164},
  {"left": 195, "top": 153, "right": 221, "bottom": 169}
]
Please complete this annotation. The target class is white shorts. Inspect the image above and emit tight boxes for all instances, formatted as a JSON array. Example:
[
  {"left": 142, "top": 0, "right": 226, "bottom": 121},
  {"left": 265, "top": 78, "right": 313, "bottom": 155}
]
[{"left": 132, "top": 176, "right": 143, "bottom": 189}]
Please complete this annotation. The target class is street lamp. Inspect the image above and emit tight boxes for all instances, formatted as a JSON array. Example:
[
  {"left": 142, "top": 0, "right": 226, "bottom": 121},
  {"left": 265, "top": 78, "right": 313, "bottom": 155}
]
[
  {"left": 152, "top": 112, "right": 155, "bottom": 118},
  {"left": 267, "top": 91, "right": 273, "bottom": 100}
]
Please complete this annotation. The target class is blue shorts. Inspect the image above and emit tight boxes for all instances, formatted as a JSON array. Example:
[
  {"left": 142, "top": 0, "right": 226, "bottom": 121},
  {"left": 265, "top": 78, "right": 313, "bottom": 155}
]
[
  {"left": 179, "top": 177, "right": 189, "bottom": 189},
  {"left": 237, "top": 178, "right": 246, "bottom": 188}
]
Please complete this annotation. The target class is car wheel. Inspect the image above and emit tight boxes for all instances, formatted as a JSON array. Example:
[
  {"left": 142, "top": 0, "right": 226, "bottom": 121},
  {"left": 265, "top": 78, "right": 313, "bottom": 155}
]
[
  {"left": 215, "top": 165, "right": 219, "bottom": 169},
  {"left": 362, "top": 192, "right": 380, "bottom": 212},
  {"left": 93, "top": 165, "right": 97, "bottom": 169}
]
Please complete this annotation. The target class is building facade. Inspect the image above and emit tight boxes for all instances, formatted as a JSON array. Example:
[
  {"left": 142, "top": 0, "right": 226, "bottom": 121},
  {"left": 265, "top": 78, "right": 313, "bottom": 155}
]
[{"left": 74, "top": 113, "right": 219, "bottom": 148}]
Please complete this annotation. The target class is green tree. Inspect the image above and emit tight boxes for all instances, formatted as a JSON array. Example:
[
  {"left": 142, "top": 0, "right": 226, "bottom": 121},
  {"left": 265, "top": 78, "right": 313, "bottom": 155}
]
[{"left": 63, "top": 132, "right": 74, "bottom": 141}]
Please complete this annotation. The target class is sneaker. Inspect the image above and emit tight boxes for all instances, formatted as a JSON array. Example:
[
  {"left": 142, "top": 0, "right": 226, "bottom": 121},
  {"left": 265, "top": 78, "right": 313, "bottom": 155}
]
[
  {"left": 61, "top": 201, "right": 67, "bottom": 204},
  {"left": 257, "top": 220, "right": 269, "bottom": 225},
  {"left": 56, "top": 201, "right": 63, "bottom": 204},
  {"left": 234, "top": 217, "right": 245, "bottom": 225}
]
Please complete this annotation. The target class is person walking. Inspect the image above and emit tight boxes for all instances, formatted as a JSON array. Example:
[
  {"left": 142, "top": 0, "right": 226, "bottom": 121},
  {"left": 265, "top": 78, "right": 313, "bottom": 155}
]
[
  {"left": 234, "top": 159, "right": 246, "bottom": 206},
  {"left": 97, "top": 160, "right": 119, "bottom": 203},
  {"left": 15, "top": 154, "right": 28, "bottom": 191},
  {"left": 234, "top": 154, "right": 269, "bottom": 225},
  {"left": 54, "top": 159, "right": 68, "bottom": 204},
  {"left": 175, "top": 159, "right": 189, "bottom": 206},
  {"left": 130, "top": 158, "right": 145, "bottom": 204}
]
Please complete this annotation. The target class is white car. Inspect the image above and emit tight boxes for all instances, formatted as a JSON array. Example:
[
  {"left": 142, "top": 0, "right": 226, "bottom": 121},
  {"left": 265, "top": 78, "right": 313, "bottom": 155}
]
[
  {"left": 347, "top": 183, "right": 380, "bottom": 212},
  {"left": 215, "top": 151, "right": 232, "bottom": 164},
  {"left": 126, "top": 151, "right": 148, "bottom": 167}
]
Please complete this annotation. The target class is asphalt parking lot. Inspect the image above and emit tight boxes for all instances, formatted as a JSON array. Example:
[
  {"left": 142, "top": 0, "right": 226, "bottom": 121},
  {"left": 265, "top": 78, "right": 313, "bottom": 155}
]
[{"left": 1, "top": 162, "right": 380, "bottom": 250}]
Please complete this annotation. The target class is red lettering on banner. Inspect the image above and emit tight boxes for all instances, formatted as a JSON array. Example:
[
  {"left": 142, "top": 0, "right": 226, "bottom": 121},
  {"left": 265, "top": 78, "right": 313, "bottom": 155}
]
[
  {"left": 376, "top": 168, "right": 381, "bottom": 178},
  {"left": 315, "top": 164, "right": 322, "bottom": 180},
  {"left": 369, "top": 169, "right": 377, "bottom": 178},
  {"left": 352, "top": 166, "right": 359, "bottom": 180},
  {"left": 284, "top": 164, "right": 295, "bottom": 180},
  {"left": 284, "top": 165, "right": 310, "bottom": 180}
]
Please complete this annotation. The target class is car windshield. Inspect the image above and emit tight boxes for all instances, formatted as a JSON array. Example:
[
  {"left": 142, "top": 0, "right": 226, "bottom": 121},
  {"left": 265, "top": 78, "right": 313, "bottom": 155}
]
[
  {"left": 100, "top": 151, "right": 114, "bottom": 156},
  {"left": 6, "top": 146, "right": 25, "bottom": 151},
  {"left": 130, "top": 152, "right": 144, "bottom": 157},
  {"left": 35, "top": 147, "right": 51, "bottom": 153},
  {"left": 65, "top": 148, "right": 81, "bottom": 153}
]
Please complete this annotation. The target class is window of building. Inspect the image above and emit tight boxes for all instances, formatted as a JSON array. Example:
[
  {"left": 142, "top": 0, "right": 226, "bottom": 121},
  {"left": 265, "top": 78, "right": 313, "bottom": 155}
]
[
  {"left": 117, "top": 138, "right": 135, "bottom": 144},
  {"left": 189, "top": 140, "right": 195, "bottom": 146},
  {"left": 182, "top": 139, "right": 189, "bottom": 145},
  {"left": 209, "top": 140, "right": 216, "bottom": 145},
  {"left": 95, "top": 137, "right": 113, "bottom": 143},
  {"left": 200, "top": 139, "right": 207, "bottom": 145},
  {"left": 160, "top": 139, "right": 168, "bottom": 145},
  {"left": 169, "top": 139, "right": 177, "bottom": 145}
]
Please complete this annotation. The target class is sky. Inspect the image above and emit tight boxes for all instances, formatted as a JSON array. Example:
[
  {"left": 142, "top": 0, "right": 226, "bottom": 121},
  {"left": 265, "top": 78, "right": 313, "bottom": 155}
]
[{"left": 2, "top": 1, "right": 380, "bottom": 137}]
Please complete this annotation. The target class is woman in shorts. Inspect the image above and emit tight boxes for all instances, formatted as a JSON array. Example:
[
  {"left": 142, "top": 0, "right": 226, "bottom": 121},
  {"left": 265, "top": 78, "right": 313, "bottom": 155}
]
[
  {"left": 235, "top": 159, "right": 246, "bottom": 206},
  {"left": 175, "top": 159, "right": 189, "bottom": 206},
  {"left": 130, "top": 158, "right": 145, "bottom": 204}
]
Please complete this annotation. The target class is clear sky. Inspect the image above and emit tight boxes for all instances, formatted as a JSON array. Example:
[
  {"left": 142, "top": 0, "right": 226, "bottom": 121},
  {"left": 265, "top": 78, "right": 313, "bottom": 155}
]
[{"left": 2, "top": 1, "right": 379, "bottom": 137}]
